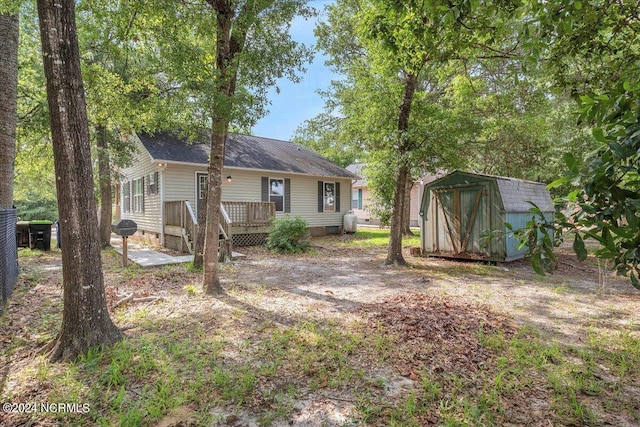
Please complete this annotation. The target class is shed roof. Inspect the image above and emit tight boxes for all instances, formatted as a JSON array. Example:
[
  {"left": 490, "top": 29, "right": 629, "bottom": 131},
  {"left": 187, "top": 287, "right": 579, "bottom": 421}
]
[
  {"left": 427, "top": 170, "right": 554, "bottom": 213},
  {"left": 138, "top": 132, "right": 358, "bottom": 179}
]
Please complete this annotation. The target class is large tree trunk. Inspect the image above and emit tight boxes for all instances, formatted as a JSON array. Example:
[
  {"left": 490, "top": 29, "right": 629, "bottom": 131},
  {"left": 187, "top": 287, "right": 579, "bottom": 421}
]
[
  {"left": 386, "top": 72, "right": 418, "bottom": 266},
  {"left": 37, "top": 0, "right": 122, "bottom": 361},
  {"left": 97, "top": 126, "right": 112, "bottom": 247},
  {"left": 0, "top": 13, "right": 19, "bottom": 209},
  {"left": 201, "top": 0, "right": 235, "bottom": 294},
  {"left": 402, "top": 178, "right": 414, "bottom": 236},
  {"left": 201, "top": 0, "right": 252, "bottom": 293},
  {"left": 202, "top": 127, "right": 225, "bottom": 294}
]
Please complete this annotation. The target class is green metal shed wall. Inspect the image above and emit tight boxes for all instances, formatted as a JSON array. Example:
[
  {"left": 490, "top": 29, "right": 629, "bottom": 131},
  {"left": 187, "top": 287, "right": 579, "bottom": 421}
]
[{"left": 421, "top": 173, "right": 507, "bottom": 261}]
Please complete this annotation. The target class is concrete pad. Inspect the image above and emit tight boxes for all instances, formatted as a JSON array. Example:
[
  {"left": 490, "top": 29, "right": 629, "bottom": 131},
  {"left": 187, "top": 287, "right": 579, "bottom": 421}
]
[
  {"left": 112, "top": 246, "right": 193, "bottom": 267},
  {"left": 110, "top": 236, "right": 245, "bottom": 267}
]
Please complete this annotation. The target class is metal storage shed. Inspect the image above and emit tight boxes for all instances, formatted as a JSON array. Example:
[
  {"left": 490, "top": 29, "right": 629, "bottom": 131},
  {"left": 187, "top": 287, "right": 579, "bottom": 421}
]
[{"left": 419, "top": 170, "right": 554, "bottom": 262}]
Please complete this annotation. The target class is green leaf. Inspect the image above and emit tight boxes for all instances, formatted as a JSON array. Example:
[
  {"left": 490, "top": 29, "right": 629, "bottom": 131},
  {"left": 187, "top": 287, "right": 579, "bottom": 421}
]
[
  {"left": 573, "top": 233, "right": 587, "bottom": 261},
  {"left": 625, "top": 207, "right": 638, "bottom": 228},
  {"left": 563, "top": 152, "right": 579, "bottom": 172},
  {"left": 592, "top": 127, "right": 606, "bottom": 143},
  {"left": 594, "top": 248, "right": 617, "bottom": 259},
  {"left": 609, "top": 142, "right": 628, "bottom": 159},
  {"left": 567, "top": 190, "right": 579, "bottom": 202},
  {"left": 531, "top": 254, "right": 545, "bottom": 275},
  {"left": 547, "top": 176, "right": 572, "bottom": 189},
  {"left": 579, "top": 95, "right": 594, "bottom": 104}
]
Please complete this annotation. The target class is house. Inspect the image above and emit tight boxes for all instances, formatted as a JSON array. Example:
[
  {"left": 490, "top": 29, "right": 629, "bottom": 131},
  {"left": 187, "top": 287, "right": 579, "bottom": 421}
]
[
  {"left": 346, "top": 163, "right": 441, "bottom": 227},
  {"left": 117, "top": 132, "right": 358, "bottom": 252},
  {"left": 419, "top": 170, "right": 554, "bottom": 262}
]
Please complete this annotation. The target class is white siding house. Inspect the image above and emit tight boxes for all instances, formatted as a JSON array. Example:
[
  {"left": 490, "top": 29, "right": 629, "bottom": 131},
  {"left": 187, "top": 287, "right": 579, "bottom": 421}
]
[
  {"left": 346, "top": 163, "right": 441, "bottom": 227},
  {"left": 118, "top": 132, "right": 358, "bottom": 251}
]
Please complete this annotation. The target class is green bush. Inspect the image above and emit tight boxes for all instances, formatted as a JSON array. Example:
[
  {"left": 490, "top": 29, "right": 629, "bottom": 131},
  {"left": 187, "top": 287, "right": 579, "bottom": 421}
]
[
  {"left": 14, "top": 192, "right": 58, "bottom": 222},
  {"left": 266, "top": 216, "right": 310, "bottom": 254}
]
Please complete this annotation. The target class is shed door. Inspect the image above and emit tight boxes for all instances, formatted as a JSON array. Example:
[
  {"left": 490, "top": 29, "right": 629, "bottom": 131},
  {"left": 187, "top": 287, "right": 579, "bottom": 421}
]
[{"left": 435, "top": 186, "right": 487, "bottom": 254}]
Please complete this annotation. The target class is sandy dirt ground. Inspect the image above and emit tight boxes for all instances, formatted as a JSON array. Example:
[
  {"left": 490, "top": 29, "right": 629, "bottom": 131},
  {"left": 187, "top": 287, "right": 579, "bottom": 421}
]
[{"left": 2, "top": 235, "right": 639, "bottom": 426}]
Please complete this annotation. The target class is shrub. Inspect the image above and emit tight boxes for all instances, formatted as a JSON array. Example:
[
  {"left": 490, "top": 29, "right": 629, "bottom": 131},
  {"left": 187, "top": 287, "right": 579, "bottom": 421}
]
[
  {"left": 14, "top": 192, "right": 58, "bottom": 222},
  {"left": 266, "top": 216, "right": 310, "bottom": 254}
]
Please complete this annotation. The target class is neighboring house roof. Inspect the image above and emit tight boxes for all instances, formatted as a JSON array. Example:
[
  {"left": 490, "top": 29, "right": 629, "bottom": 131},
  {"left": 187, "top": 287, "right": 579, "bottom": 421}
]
[
  {"left": 137, "top": 132, "right": 358, "bottom": 179},
  {"left": 346, "top": 163, "right": 367, "bottom": 186},
  {"left": 427, "top": 170, "right": 554, "bottom": 213},
  {"left": 347, "top": 163, "right": 443, "bottom": 188}
]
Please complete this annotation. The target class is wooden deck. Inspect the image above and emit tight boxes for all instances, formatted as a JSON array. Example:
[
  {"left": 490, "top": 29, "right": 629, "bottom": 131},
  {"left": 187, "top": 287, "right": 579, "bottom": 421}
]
[
  {"left": 222, "top": 201, "right": 275, "bottom": 228},
  {"left": 164, "top": 201, "right": 275, "bottom": 252}
]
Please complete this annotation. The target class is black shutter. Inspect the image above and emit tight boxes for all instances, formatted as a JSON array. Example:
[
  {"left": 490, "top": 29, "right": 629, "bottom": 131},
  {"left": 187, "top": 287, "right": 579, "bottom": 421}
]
[
  {"left": 284, "top": 178, "right": 291, "bottom": 213},
  {"left": 154, "top": 171, "right": 159, "bottom": 194},
  {"left": 261, "top": 177, "right": 269, "bottom": 202},
  {"left": 335, "top": 182, "right": 340, "bottom": 212},
  {"left": 318, "top": 181, "right": 324, "bottom": 212},
  {"left": 141, "top": 176, "right": 145, "bottom": 212}
]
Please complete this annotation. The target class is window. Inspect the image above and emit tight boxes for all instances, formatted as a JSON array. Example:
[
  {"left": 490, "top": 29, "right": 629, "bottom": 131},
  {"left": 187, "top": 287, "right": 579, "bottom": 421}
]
[
  {"left": 122, "top": 181, "right": 131, "bottom": 213},
  {"left": 318, "top": 181, "right": 340, "bottom": 213},
  {"left": 198, "top": 174, "right": 208, "bottom": 200},
  {"left": 148, "top": 172, "right": 159, "bottom": 194},
  {"left": 269, "top": 178, "right": 285, "bottom": 212},
  {"left": 133, "top": 177, "right": 144, "bottom": 213},
  {"left": 323, "top": 182, "right": 335, "bottom": 212}
]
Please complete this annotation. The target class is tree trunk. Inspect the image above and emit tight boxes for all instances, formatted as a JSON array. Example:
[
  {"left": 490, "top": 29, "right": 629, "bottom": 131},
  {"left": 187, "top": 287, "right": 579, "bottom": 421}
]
[
  {"left": 97, "top": 126, "right": 112, "bottom": 247},
  {"left": 402, "top": 178, "right": 414, "bottom": 236},
  {"left": 386, "top": 72, "right": 418, "bottom": 266},
  {"left": 192, "top": 188, "right": 207, "bottom": 269},
  {"left": 37, "top": 0, "right": 122, "bottom": 362},
  {"left": 0, "top": 13, "right": 19, "bottom": 209},
  {"left": 202, "top": 127, "right": 225, "bottom": 294},
  {"left": 201, "top": 0, "right": 253, "bottom": 293}
]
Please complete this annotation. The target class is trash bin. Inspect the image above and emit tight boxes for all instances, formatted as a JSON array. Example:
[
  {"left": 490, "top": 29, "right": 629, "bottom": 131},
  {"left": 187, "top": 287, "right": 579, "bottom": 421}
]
[
  {"left": 55, "top": 220, "right": 61, "bottom": 249},
  {"left": 29, "top": 220, "right": 53, "bottom": 251},
  {"left": 16, "top": 221, "right": 30, "bottom": 248}
]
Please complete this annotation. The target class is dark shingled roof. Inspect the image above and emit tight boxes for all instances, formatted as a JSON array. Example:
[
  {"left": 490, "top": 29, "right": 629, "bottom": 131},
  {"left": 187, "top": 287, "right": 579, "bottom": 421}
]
[
  {"left": 428, "top": 170, "right": 554, "bottom": 213},
  {"left": 138, "top": 132, "right": 358, "bottom": 179}
]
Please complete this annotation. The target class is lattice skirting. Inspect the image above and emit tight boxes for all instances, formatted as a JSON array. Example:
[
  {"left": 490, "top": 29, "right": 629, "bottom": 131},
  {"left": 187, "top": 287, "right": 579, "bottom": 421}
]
[
  {"left": 165, "top": 233, "right": 267, "bottom": 252},
  {"left": 233, "top": 233, "right": 268, "bottom": 247}
]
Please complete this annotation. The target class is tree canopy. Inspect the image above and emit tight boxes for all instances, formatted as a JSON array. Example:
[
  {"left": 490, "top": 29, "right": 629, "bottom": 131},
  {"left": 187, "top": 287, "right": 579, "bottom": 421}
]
[{"left": 525, "top": 0, "right": 640, "bottom": 286}]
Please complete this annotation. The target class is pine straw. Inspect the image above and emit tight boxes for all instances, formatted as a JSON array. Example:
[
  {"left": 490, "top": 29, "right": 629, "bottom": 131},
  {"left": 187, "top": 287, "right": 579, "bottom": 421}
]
[{"left": 361, "top": 293, "right": 517, "bottom": 376}]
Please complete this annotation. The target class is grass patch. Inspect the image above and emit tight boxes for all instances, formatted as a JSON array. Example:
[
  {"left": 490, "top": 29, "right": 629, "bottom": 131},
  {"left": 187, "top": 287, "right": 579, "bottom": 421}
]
[{"left": 340, "top": 228, "right": 421, "bottom": 248}]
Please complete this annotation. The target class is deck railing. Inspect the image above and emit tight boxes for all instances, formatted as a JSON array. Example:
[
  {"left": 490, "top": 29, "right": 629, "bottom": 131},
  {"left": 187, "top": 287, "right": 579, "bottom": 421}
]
[
  {"left": 165, "top": 200, "right": 198, "bottom": 253},
  {"left": 222, "top": 201, "right": 275, "bottom": 227}
]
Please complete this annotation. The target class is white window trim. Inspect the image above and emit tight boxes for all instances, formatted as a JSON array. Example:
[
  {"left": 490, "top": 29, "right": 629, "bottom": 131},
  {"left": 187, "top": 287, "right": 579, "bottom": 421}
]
[
  {"left": 323, "top": 181, "right": 336, "bottom": 213},
  {"left": 122, "top": 181, "right": 131, "bottom": 213},
  {"left": 269, "top": 177, "right": 285, "bottom": 212},
  {"left": 133, "top": 177, "right": 144, "bottom": 213}
]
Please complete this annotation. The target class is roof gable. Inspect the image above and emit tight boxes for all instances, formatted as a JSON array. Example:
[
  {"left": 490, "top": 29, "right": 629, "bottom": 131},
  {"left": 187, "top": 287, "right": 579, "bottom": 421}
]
[
  {"left": 138, "top": 132, "right": 358, "bottom": 179},
  {"left": 495, "top": 178, "right": 554, "bottom": 212}
]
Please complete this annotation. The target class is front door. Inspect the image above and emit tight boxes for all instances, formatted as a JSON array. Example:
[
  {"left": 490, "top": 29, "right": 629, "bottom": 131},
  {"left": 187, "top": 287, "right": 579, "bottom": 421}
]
[{"left": 196, "top": 172, "right": 208, "bottom": 223}]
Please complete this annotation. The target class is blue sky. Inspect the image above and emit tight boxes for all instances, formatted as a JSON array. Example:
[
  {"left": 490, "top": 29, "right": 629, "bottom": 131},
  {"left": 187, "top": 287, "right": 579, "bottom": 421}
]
[{"left": 251, "top": 1, "right": 338, "bottom": 141}]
